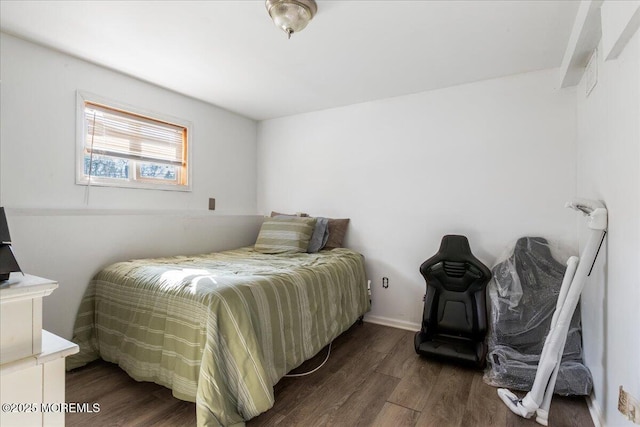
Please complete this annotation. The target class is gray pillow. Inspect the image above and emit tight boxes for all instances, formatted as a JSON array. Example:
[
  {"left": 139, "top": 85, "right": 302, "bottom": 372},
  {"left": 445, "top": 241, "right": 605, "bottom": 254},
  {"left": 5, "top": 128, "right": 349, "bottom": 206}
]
[{"left": 307, "top": 217, "right": 329, "bottom": 253}]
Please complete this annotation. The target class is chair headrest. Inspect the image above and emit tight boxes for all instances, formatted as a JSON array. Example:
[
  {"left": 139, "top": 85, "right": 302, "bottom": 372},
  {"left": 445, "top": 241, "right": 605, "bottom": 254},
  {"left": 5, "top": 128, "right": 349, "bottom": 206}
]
[
  {"left": 439, "top": 235, "right": 472, "bottom": 258},
  {"left": 420, "top": 234, "right": 491, "bottom": 278}
]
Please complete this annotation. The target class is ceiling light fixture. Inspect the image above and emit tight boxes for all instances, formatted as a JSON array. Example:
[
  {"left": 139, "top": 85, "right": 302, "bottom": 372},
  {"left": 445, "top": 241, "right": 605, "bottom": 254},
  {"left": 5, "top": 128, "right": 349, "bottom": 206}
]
[{"left": 265, "top": 0, "right": 317, "bottom": 39}]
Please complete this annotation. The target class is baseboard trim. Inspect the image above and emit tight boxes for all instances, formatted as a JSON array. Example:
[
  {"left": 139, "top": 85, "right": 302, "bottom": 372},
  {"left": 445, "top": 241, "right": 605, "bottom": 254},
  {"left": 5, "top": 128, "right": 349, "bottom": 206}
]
[
  {"left": 586, "top": 393, "right": 604, "bottom": 427},
  {"left": 363, "top": 314, "right": 420, "bottom": 332}
]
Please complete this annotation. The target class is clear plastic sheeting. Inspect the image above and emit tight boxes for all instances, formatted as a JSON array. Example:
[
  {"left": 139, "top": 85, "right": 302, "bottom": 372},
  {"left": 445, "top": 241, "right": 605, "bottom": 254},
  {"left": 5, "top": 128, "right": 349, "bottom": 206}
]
[{"left": 483, "top": 237, "right": 593, "bottom": 396}]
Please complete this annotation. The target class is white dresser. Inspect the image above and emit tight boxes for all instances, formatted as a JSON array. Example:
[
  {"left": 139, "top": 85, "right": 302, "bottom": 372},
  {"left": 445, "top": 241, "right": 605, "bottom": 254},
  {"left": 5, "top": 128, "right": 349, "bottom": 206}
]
[{"left": 0, "top": 273, "right": 79, "bottom": 427}]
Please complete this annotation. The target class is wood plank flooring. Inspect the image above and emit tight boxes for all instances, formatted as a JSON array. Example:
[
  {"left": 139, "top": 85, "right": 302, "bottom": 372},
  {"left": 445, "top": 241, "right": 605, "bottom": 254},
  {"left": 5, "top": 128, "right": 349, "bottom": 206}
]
[{"left": 66, "top": 323, "right": 594, "bottom": 427}]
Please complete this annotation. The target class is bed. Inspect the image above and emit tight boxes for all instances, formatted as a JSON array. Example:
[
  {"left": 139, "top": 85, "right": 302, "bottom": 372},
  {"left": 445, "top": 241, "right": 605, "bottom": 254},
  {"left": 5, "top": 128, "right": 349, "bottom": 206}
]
[{"left": 67, "top": 246, "right": 369, "bottom": 426}]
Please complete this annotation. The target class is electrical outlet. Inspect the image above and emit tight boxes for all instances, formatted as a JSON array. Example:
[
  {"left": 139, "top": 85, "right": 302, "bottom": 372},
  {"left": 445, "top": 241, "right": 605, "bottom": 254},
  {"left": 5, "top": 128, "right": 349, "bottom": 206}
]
[{"left": 619, "top": 386, "right": 640, "bottom": 424}]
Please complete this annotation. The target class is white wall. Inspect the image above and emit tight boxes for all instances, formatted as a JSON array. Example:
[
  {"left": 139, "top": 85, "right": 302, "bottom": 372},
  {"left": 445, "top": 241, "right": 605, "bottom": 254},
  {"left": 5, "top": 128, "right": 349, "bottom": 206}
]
[
  {"left": 575, "top": 28, "right": 640, "bottom": 426},
  {"left": 257, "top": 69, "right": 578, "bottom": 330},
  {"left": 0, "top": 34, "right": 262, "bottom": 339}
]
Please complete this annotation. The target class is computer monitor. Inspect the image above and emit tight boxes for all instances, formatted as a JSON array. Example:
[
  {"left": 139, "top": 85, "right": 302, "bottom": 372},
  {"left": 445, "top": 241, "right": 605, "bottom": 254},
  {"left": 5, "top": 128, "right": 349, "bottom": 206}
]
[{"left": 0, "top": 207, "right": 22, "bottom": 281}]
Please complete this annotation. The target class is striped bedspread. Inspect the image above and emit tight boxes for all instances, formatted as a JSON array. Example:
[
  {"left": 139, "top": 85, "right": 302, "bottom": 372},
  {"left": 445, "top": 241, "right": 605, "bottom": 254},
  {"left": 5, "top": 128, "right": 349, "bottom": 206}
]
[{"left": 67, "top": 247, "right": 369, "bottom": 426}]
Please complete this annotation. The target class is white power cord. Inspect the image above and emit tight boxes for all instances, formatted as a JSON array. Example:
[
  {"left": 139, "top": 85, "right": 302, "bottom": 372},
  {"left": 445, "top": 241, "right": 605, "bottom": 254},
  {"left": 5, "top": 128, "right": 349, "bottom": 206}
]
[{"left": 284, "top": 342, "right": 332, "bottom": 378}]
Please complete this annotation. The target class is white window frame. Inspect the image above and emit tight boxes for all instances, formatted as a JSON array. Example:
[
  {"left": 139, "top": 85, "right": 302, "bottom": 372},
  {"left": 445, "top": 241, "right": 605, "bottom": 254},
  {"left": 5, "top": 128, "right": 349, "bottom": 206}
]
[{"left": 76, "top": 91, "right": 192, "bottom": 192}]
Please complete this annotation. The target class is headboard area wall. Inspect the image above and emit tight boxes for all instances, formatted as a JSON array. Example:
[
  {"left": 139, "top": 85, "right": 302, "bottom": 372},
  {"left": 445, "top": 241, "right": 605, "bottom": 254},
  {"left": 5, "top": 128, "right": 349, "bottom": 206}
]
[{"left": 257, "top": 68, "right": 578, "bottom": 331}]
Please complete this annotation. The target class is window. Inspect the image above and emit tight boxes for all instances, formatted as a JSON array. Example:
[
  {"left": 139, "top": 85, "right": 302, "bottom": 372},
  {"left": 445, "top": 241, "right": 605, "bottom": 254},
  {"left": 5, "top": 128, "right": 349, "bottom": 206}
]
[{"left": 76, "top": 92, "right": 191, "bottom": 191}]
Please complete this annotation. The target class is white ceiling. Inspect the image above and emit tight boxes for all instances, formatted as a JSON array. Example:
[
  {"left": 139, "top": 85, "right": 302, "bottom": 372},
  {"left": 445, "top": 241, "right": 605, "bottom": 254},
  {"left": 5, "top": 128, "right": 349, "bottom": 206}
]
[{"left": 0, "top": 1, "right": 579, "bottom": 121}]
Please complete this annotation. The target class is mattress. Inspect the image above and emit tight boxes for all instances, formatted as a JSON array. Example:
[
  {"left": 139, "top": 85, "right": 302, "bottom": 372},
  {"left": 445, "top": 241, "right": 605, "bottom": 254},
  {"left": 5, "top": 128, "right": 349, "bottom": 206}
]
[{"left": 67, "top": 246, "right": 369, "bottom": 426}]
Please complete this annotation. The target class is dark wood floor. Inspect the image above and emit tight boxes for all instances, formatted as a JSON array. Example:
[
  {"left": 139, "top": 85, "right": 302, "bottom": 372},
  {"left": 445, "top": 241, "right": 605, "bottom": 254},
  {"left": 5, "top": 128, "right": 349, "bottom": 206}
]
[{"left": 66, "top": 323, "right": 594, "bottom": 427}]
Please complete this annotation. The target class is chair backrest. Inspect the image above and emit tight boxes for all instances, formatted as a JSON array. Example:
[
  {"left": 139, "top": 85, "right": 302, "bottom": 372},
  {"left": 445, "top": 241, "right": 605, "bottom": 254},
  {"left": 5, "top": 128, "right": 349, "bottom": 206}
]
[
  {"left": 490, "top": 236, "right": 582, "bottom": 355},
  {"left": 420, "top": 235, "right": 491, "bottom": 337}
]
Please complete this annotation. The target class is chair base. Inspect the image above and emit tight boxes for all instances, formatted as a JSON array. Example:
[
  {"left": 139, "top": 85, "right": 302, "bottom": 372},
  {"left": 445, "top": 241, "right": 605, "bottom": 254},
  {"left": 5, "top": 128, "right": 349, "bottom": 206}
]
[{"left": 414, "top": 331, "right": 486, "bottom": 368}]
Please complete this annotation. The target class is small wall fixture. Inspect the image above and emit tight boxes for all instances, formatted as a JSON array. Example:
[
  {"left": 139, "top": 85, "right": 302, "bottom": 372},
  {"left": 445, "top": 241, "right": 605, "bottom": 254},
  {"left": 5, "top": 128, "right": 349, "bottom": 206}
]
[{"left": 266, "top": 0, "right": 317, "bottom": 39}]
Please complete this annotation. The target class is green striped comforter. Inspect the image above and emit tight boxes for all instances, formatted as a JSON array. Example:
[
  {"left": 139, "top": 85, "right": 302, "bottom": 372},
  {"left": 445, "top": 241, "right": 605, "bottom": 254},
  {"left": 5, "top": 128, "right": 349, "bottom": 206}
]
[{"left": 67, "top": 247, "right": 369, "bottom": 426}]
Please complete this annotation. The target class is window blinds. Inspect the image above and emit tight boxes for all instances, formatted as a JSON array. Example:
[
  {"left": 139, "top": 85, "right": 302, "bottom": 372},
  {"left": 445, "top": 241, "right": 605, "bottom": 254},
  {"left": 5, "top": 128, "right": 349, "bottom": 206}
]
[{"left": 84, "top": 102, "right": 186, "bottom": 166}]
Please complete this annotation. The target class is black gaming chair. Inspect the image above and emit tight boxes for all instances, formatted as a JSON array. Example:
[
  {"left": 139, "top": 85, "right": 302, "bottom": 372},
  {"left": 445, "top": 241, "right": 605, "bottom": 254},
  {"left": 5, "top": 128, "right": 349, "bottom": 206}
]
[{"left": 414, "top": 235, "right": 491, "bottom": 368}]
